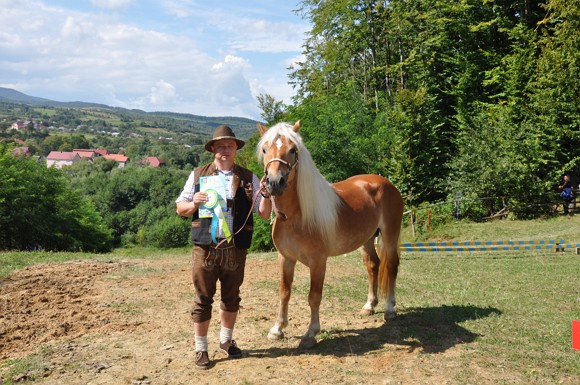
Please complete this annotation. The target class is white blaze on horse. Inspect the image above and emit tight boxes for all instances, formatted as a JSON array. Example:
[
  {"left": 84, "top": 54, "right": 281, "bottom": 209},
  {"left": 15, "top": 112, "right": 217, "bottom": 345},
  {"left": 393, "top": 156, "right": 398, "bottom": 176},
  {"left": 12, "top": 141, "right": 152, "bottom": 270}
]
[{"left": 257, "top": 121, "right": 404, "bottom": 349}]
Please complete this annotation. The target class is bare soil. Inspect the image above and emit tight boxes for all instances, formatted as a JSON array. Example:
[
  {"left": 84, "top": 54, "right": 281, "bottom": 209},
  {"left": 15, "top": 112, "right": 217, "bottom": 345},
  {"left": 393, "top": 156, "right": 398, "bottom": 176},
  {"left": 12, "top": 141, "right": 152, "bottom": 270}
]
[{"left": 0, "top": 254, "right": 508, "bottom": 384}]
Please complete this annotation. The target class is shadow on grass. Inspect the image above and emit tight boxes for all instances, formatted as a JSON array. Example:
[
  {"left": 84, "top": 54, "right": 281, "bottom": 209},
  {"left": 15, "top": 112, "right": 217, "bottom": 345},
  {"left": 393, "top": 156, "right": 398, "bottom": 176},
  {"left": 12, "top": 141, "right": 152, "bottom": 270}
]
[{"left": 244, "top": 304, "right": 501, "bottom": 359}]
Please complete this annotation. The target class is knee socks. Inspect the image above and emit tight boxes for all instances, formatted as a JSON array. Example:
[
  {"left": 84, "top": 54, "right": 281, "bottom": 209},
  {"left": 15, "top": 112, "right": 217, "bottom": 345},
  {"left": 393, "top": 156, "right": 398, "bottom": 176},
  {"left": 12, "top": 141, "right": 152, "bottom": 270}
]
[
  {"left": 220, "top": 326, "right": 233, "bottom": 344},
  {"left": 195, "top": 335, "right": 208, "bottom": 352},
  {"left": 195, "top": 326, "right": 233, "bottom": 352}
]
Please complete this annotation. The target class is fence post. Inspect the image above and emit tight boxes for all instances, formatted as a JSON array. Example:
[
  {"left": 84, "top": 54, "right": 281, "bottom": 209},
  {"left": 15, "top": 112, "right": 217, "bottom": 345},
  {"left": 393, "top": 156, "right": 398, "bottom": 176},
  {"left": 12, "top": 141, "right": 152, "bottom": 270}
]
[{"left": 455, "top": 192, "right": 462, "bottom": 220}]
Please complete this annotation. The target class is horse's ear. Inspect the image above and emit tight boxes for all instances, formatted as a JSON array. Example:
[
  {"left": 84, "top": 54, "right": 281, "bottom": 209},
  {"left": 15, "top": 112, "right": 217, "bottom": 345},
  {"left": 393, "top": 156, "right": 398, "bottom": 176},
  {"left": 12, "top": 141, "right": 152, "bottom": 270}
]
[
  {"left": 257, "top": 122, "right": 269, "bottom": 136},
  {"left": 292, "top": 120, "right": 301, "bottom": 132}
]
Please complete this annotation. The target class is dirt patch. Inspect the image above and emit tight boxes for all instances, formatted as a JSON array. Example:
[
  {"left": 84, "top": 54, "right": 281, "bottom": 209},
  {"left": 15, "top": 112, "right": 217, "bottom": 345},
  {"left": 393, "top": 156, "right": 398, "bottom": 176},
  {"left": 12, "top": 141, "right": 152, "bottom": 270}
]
[
  {"left": 0, "top": 254, "right": 546, "bottom": 384},
  {"left": 0, "top": 260, "right": 127, "bottom": 359}
]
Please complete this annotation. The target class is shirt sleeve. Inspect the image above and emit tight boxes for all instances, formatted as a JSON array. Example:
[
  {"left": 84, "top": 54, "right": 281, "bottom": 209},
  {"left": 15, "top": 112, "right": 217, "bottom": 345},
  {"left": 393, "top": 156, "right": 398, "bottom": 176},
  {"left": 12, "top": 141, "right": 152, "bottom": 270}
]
[
  {"left": 175, "top": 171, "right": 196, "bottom": 203},
  {"left": 252, "top": 173, "right": 262, "bottom": 214}
]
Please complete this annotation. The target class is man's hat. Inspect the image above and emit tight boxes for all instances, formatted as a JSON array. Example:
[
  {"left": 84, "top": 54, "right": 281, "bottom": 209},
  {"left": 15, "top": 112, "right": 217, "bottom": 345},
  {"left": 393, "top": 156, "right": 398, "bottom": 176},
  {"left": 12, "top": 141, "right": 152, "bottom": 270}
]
[{"left": 204, "top": 125, "right": 245, "bottom": 152}]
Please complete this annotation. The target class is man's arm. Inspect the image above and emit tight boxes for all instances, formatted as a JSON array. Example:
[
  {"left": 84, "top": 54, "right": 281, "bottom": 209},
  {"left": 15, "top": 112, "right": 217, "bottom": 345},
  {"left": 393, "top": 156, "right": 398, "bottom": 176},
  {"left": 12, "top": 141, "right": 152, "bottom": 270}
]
[{"left": 252, "top": 174, "right": 272, "bottom": 219}]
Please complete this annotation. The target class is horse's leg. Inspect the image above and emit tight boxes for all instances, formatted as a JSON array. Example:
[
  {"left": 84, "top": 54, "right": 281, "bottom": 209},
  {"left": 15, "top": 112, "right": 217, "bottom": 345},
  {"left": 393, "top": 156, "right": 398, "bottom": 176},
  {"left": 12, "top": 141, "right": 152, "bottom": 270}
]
[
  {"left": 359, "top": 236, "right": 379, "bottom": 315},
  {"left": 268, "top": 253, "right": 296, "bottom": 340},
  {"left": 299, "top": 258, "right": 327, "bottom": 349},
  {"left": 379, "top": 227, "right": 401, "bottom": 321}
]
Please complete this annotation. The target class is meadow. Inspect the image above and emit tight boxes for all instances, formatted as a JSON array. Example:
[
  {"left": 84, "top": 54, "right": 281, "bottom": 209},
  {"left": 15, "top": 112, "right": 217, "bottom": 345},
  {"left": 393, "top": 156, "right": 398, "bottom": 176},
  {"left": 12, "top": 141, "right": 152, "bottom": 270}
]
[{"left": 1, "top": 215, "right": 579, "bottom": 384}]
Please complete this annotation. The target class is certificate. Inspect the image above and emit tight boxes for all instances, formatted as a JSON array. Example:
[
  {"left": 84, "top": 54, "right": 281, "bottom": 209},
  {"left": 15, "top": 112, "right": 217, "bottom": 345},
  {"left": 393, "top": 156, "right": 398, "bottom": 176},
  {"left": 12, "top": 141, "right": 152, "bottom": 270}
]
[{"left": 199, "top": 174, "right": 227, "bottom": 218}]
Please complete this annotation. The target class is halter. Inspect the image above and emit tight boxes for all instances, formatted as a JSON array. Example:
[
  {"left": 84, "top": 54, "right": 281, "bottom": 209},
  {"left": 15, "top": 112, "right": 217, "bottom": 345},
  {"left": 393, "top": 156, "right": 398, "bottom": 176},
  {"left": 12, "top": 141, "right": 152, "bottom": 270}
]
[
  {"left": 262, "top": 151, "right": 298, "bottom": 222},
  {"left": 264, "top": 153, "right": 299, "bottom": 174}
]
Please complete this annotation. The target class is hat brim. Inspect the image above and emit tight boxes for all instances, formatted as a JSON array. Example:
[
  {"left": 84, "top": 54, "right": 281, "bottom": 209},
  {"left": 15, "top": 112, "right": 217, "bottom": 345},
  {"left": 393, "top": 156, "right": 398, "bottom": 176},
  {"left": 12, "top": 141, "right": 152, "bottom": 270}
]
[{"left": 205, "top": 136, "right": 246, "bottom": 152}]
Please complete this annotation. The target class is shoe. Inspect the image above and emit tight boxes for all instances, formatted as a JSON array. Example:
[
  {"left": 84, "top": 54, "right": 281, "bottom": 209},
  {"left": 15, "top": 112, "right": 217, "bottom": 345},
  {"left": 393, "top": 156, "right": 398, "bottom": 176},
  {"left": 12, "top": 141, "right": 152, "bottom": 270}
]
[
  {"left": 195, "top": 351, "right": 211, "bottom": 370},
  {"left": 219, "top": 339, "right": 242, "bottom": 358}
]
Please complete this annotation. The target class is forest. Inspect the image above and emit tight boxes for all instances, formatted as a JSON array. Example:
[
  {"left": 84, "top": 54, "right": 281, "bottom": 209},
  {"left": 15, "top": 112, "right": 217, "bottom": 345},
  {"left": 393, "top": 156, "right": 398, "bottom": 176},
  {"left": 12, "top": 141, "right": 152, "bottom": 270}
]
[{"left": 0, "top": 0, "right": 578, "bottom": 252}]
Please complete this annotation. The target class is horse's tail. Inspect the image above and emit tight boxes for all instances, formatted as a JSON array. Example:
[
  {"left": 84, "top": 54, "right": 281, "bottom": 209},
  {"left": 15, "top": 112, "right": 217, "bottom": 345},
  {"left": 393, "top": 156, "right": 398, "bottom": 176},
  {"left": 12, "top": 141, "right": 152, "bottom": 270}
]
[{"left": 377, "top": 236, "right": 400, "bottom": 298}]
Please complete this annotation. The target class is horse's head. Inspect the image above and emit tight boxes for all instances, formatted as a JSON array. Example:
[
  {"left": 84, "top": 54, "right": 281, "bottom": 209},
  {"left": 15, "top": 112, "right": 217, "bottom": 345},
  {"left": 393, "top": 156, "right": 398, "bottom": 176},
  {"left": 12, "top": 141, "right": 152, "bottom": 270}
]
[{"left": 257, "top": 121, "right": 301, "bottom": 196}]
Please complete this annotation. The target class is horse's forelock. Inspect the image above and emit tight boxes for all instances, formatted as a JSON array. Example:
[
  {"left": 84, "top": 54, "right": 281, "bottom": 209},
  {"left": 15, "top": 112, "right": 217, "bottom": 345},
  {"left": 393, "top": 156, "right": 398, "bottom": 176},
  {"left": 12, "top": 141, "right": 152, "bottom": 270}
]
[{"left": 257, "top": 122, "right": 305, "bottom": 161}]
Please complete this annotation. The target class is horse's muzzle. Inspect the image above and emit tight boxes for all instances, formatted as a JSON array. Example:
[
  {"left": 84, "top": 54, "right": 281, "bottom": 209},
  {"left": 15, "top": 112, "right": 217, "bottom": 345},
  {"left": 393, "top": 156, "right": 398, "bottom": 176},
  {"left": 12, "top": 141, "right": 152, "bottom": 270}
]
[{"left": 265, "top": 174, "right": 287, "bottom": 196}]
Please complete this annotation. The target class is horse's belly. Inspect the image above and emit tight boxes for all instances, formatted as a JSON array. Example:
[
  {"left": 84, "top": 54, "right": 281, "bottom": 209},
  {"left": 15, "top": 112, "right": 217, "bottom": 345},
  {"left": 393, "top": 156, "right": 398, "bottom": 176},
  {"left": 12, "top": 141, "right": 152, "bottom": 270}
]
[{"left": 272, "top": 225, "right": 374, "bottom": 259}]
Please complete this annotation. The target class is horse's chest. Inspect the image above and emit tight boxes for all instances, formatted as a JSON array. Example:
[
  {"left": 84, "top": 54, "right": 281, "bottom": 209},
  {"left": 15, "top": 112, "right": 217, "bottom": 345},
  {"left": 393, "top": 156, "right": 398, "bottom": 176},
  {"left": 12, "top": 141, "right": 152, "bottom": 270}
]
[{"left": 272, "top": 221, "right": 323, "bottom": 259}]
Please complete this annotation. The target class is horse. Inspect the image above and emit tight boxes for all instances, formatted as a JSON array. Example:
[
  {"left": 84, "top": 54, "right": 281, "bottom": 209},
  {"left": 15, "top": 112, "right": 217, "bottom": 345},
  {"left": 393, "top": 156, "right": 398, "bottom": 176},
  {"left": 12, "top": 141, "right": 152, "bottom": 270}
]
[{"left": 256, "top": 120, "right": 404, "bottom": 349}]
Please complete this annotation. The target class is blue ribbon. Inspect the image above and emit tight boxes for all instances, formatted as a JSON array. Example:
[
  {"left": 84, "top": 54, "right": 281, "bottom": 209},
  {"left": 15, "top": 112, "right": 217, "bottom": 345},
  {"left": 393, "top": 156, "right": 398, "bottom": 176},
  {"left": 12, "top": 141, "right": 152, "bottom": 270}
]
[{"left": 204, "top": 189, "right": 231, "bottom": 244}]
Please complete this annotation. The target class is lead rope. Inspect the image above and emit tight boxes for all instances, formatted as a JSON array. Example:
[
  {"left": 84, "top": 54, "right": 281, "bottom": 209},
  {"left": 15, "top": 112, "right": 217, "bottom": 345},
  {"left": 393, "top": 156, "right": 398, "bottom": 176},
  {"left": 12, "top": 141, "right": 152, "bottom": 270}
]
[
  {"left": 214, "top": 155, "right": 296, "bottom": 249},
  {"left": 214, "top": 176, "right": 271, "bottom": 249}
]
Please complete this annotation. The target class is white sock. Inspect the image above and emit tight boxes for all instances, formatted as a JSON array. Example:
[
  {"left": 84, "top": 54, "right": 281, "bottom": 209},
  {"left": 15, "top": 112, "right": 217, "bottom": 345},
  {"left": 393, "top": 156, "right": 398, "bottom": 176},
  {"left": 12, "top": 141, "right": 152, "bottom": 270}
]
[
  {"left": 220, "top": 326, "right": 233, "bottom": 344},
  {"left": 195, "top": 335, "right": 208, "bottom": 352}
]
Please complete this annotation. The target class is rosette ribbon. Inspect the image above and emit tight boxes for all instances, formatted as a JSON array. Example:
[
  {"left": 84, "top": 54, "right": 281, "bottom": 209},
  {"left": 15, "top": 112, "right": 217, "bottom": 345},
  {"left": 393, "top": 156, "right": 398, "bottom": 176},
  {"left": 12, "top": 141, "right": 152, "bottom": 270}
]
[{"left": 204, "top": 188, "right": 232, "bottom": 244}]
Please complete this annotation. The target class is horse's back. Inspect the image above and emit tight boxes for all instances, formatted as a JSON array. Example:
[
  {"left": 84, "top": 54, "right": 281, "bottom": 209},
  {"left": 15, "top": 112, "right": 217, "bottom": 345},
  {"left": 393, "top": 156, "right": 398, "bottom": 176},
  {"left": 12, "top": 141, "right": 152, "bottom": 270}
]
[{"left": 334, "top": 174, "right": 402, "bottom": 209}]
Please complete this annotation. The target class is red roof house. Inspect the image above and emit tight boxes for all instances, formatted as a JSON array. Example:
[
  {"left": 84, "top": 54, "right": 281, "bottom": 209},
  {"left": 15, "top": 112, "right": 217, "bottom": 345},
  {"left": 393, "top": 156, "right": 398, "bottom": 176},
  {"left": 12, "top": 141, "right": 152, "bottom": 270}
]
[
  {"left": 72, "top": 149, "right": 97, "bottom": 160},
  {"left": 142, "top": 156, "right": 166, "bottom": 167},
  {"left": 46, "top": 151, "right": 81, "bottom": 168},
  {"left": 103, "top": 154, "right": 129, "bottom": 168}
]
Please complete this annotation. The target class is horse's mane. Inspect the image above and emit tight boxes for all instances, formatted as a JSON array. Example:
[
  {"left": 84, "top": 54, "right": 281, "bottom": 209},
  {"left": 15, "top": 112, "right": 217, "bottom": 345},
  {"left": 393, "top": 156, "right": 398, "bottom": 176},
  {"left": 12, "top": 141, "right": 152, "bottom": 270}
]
[{"left": 257, "top": 122, "right": 341, "bottom": 245}]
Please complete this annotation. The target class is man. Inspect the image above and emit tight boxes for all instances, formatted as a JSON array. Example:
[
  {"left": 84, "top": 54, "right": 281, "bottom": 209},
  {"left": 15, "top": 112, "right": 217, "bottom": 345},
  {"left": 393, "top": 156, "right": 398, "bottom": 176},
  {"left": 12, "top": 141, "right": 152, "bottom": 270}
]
[
  {"left": 176, "top": 125, "right": 271, "bottom": 370},
  {"left": 559, "top": 173, "right": 574, "bottom": 215}
]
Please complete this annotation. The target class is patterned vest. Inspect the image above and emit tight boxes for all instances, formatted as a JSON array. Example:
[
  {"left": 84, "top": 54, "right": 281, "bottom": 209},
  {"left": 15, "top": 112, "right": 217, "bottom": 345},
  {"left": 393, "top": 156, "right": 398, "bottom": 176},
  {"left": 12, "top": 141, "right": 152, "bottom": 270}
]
[{"left": 190, "top": 163, "right": 254, "bottom": 249}]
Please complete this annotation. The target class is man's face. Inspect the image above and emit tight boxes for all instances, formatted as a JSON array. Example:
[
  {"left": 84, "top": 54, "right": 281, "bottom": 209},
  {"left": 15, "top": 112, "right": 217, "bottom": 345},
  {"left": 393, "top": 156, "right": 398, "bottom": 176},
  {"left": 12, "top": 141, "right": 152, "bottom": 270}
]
[{"left": 213, "top": 139, "right": 238, "bottom": 161}]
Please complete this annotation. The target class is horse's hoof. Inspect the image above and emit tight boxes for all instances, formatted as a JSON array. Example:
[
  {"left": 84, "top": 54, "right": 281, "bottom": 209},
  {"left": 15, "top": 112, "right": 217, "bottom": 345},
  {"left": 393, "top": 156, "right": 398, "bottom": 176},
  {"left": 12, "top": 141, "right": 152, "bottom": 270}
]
[
  {"left": 268, "top": 331, "right": 284, "bottom": 340},
  {"left": 384, "top": 310, "right": 397, "bottom": 321},
  {"left": 360, "top": 308, "right": 375, "bottom": 316},
  {"left": 298, "top": 336, "right": 317, "bottom": 349}
]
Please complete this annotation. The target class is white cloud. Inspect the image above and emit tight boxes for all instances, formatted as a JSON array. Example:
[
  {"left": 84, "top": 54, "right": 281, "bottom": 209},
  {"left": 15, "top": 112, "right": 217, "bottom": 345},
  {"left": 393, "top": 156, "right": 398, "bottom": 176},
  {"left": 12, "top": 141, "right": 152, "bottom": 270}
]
[
  {"left": 163, "top": 0, "right": 194, "bottom": 19},
  {"left": 146, "top": 80, "right": 178, "bottom": 107},
  {"left": 228, "top": 19, "right": 308, "bottom": 53},
  {"left": 0, "top": 1, "right": 309, "bottom": 119},
  {"left": 90, "top": 0, "right": 134, "bottom": 9}
]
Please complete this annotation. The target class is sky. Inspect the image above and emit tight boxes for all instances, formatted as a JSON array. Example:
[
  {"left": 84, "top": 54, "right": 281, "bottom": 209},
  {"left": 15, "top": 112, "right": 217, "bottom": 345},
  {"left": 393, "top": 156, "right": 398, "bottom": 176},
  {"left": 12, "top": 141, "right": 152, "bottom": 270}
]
[{"left": 0, "top": 0, "right": 311, "bottom": 119}]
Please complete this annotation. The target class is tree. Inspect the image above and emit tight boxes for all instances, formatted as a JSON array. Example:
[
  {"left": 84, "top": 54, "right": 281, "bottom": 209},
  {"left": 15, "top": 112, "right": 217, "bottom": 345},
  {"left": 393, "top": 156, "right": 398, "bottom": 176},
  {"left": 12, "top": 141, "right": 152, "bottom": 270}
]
[
  {"left": 257, "top": 93, "right": 286, "bottom": 125},
  {"left": 0, "top": 142, "right": 112, "bottom": 251}
]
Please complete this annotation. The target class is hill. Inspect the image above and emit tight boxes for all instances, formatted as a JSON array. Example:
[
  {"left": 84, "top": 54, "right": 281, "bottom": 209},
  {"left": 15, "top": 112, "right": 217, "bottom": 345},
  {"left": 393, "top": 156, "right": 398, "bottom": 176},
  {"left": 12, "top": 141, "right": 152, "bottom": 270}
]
[
  {"left": 0, "top": 87, "right": 110, "bottom": 109},
  {"left": 0, "top": 87, "right": 259, "bottom": 140}
]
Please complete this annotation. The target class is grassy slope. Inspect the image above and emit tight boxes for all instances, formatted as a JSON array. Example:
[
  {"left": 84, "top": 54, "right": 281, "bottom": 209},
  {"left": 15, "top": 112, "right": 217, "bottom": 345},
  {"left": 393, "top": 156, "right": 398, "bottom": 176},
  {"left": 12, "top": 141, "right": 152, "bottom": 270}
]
[{"left": 400, "top": 214, "right": 580, "bottom": 244}]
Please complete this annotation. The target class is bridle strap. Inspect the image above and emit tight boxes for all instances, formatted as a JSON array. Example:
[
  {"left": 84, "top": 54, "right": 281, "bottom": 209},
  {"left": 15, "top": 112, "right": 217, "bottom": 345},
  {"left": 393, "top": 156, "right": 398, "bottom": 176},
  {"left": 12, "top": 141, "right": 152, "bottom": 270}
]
[
  {"left": 264, "top": 154, "right": 298, "bottom": 174},
  {"left": 262, "top": 153, "right": 298, "bottom": 222}
]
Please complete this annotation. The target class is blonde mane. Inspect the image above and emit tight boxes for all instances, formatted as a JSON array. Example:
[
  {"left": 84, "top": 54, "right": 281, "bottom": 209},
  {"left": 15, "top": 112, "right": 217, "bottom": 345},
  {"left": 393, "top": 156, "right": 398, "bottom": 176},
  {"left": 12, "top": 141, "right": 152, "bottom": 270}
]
[{"left": 257, "top": 122, "right": 341, "bottom": 245}]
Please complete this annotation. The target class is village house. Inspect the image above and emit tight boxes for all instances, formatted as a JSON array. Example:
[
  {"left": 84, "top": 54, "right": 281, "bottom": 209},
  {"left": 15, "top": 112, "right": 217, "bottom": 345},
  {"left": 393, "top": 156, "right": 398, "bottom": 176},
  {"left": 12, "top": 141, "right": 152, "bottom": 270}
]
[
  {"left": 10, "top": 121, "right": 27, "bottom": 130},
  {"left": 103, "top": 154, "right": 129, "bottom": 168},
  {"left": 141, "top": 156, "right": 166, "bottom": 167},
  {"left": 10, "top": 120, "right": 46, "bottom": 131},
  {"left": 46, "top": 151, "right": 81, "bottom": 169},
  {"left": 73, "top": 148, "right": 109, "bottom": 157},
  {"left": 72, "top": 149, "right": 98, "bottom": 161}
]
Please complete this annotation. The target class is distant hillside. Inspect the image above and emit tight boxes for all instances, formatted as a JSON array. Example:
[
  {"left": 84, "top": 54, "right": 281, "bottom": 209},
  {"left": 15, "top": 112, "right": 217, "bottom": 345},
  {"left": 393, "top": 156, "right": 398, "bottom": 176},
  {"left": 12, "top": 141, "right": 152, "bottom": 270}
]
[
  {"left": 0, "top": 87, "right": 110, "bottom": 109},
  {"left": 0, "top": 87, "right": 259, "bottom": 140}
]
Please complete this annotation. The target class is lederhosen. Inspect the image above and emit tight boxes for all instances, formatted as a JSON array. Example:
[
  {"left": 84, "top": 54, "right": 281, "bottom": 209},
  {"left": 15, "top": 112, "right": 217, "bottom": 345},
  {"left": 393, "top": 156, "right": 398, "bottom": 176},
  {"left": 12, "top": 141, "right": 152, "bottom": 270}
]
[{"left": 190, "top": 163, "right": 255, "bottom": 323}]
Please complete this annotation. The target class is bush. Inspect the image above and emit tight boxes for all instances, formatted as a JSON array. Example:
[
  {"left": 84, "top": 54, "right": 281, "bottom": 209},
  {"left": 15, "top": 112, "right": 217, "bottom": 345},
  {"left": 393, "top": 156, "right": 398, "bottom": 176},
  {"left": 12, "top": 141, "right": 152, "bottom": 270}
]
[
  {"left": 249, "top": 216, "right": 275, "bottom": 252},
  {"left": 143, "top": 216, "right": 191, "bottom": 248}
]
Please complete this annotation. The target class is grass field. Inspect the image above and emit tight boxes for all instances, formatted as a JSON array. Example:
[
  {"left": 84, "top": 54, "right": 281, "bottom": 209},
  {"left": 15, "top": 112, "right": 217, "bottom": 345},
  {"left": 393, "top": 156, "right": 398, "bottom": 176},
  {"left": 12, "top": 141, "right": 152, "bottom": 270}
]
[{"left": 1, "top": 216, "right": 579, "bottom": 384}]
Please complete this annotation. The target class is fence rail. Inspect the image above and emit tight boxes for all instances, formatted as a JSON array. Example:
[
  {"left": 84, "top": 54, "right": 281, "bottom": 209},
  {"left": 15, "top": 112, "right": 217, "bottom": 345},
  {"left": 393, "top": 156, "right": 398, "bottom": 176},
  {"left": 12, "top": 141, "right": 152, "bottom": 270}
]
[{"left": 385, "top": 239, "right": 580, "bottom": 254}]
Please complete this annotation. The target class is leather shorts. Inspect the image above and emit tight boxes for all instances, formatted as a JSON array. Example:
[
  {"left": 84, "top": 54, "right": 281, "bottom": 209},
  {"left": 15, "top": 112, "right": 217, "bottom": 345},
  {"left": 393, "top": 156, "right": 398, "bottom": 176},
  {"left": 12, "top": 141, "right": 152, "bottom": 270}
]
[{"left": 190, "top": 243, "right": 247, "bottom": 323}]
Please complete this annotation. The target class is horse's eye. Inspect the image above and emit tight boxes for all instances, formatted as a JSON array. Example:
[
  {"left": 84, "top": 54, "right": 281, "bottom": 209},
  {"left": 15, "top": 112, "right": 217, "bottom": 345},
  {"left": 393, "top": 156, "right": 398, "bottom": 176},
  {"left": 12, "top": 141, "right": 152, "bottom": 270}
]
[
  {"left": 262, "top": 148, "right": 266, "bottom": 154},
  {"left": 289, "top": 148, "right": 296, "bottom": 154}
]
